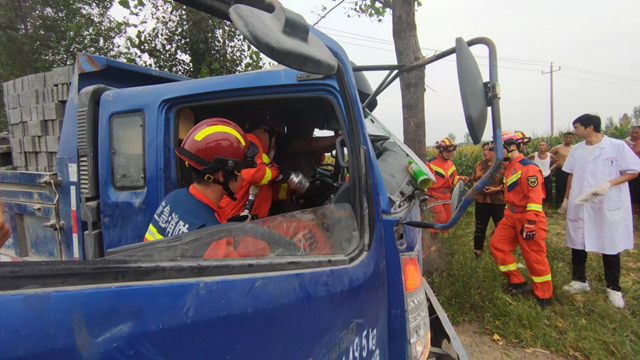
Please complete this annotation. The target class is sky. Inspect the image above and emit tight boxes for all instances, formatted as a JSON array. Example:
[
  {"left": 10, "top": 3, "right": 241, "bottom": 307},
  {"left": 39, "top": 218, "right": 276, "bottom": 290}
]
[
  {"left": 112, "top": 0, "right": 640, "bottom": 144},
  {"left": 280, "top": 0, "right": 640, "bottom": 144}
]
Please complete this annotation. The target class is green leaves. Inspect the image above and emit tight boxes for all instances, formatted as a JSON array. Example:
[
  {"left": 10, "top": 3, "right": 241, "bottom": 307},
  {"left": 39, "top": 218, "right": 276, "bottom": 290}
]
[{"left": 118, "top": 0, "right": 130, "bottom": 9}]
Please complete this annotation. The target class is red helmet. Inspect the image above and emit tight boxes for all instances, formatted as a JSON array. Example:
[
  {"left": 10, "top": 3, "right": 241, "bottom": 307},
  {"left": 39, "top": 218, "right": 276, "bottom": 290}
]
[
  {"left": 502, "top": 131, "right": 522, "bottom": 146},
  {"left": 435, "top": 137, "right": 457, "bottom": 152},
  {"left": 514, "top": 130, "right": 531, "bottom": 144},
  {"left": 177, "top": 118, "right": 258, "bottom": 175}
]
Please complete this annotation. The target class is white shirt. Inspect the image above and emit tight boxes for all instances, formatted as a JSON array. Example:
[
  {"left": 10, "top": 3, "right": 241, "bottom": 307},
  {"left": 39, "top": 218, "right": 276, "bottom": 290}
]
[
  {"left": 533, "top": 152, "right": 551, "bottom": 177},
  {"left": 563, "top": 136, "right": 640, "bottom": 254}
]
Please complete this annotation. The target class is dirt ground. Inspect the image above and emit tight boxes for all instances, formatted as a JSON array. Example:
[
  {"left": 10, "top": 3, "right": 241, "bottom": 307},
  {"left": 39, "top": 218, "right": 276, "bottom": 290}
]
[{"left": 448, "top": 323, "right": 566, "bottom": 360}]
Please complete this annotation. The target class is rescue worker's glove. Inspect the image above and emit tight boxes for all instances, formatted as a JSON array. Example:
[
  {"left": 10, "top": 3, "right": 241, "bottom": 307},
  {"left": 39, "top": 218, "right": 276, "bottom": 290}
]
[
  {"left": 227, "top": 214, "right": 252, "bottom": 223},
  {"left": 274, "top": 166, "right": 292, "bottom": 184},
  {"left": 520, "top": 221, "right": 536, "bottom": 240},
  {"left": 560, "top": 198, "right": 568, "bottom": 214},
  {"left": 590, "top": 181, "right": 611, "bottom": 196}
]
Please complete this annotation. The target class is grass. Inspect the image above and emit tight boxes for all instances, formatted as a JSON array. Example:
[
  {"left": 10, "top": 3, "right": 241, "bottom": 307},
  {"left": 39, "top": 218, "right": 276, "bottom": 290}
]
[{"left": 428, "top": 209, "right": 640, "bottom": 359}]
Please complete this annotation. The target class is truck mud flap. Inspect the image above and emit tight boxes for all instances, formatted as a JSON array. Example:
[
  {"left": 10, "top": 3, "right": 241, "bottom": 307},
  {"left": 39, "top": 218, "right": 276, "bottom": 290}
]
[{"left": 423, "top": 278, "right": 468, "bottom": 360}]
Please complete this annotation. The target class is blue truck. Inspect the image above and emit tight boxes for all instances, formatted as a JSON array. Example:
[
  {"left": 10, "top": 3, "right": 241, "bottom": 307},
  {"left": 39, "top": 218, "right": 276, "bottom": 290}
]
[{"left": 0, "top": 1, "right": 504, "bottom": 359}]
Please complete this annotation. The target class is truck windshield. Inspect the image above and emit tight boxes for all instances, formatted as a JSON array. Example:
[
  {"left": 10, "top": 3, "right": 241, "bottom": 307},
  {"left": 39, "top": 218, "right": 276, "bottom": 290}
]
[
  {"left": 106, "top": 204, "right": 359, "bottom": 260},
  {"left": 364, "top": 111, "right": 432, "bottom": 177}
]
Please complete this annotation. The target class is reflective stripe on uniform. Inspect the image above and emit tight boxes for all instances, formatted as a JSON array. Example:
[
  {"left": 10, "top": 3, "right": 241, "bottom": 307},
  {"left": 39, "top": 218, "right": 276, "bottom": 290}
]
[
  {"left": 531, "top": 274, "right": 552, "bottom": 283},
  {"left": 430, "top": 164, "right": 446, "bottom": 177},
  {"left": 259, "top": 167, "right": 273, "bottom": 186},
  {"left": 278, "top": 183, "right": 288, "bottom": 200},
  {"left": 526, "top": 204, "right": 543, "bottom": 212},
  {"left": 448, "top": 166, "right": 456, "bottom": 177},
  {"left": 145, "top": 224, "right": 164, "bottom": 242},
  {"left": 261, "top": 153, "right": 271, "bottom": 165},
  {"left": 193, "top": 125, "right": 245, "bottom": 145},
  {"left": 499, "top": 263, "right": 518, "bottom": 272},
  {"left": 506, "top": 171, "right": 522, "bottom": 186}
]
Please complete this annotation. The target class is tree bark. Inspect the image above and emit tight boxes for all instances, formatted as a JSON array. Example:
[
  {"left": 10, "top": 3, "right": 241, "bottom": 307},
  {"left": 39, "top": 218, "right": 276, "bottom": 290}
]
[{"left": 391, "top": 0, "right": 426, "bottom": 160}]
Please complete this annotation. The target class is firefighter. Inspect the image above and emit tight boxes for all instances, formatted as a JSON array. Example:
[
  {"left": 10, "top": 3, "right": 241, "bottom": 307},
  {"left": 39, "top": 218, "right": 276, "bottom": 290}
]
[
  {"left": 143, "top": 118, "right": 258, "bottom": 242},
  {"left": 489, "top": 131, "right": 553, "bottom": 309},
  {"left": 218, "top": 120, "right": 290, "bottom": 221},
  {"left": 425, "top": 137, "right": 469, "bottom": 230}
]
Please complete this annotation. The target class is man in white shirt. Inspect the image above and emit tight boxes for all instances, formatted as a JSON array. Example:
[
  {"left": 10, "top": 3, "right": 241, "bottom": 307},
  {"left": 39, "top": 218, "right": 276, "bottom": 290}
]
[
  {"left": 560, "top": 114, "right": 640, "bottom": 309},
  {"left": 527, "top": 141, "right": 558, "bottom": 212},
  {"left": 624, "top": 126, "right": 640, "bottom": 215}
]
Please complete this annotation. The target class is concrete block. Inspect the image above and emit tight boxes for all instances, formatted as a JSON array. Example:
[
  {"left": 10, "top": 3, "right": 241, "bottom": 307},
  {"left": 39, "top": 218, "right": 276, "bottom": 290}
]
[
  {"left": 43, "top": 103, "right": 56, "bottom": 120},
  {"left": 20, "top": 106, "right": 31, "bottom": 123},
  {"left": 11, "top": 152, "right": 25, "bottom": 167},
  {"left": 26, "top": 120, "right": 46, "bottom": 136},
  {"left": 19, "top": 90, "right": 34, "bottom": 107},
  {"left": 27, "top": 152, "right": 37, "bottom": 165},
  {"left": 38, "top": 137, "right": 47, "bottom": 152},
  {"left": 49, "top": 153, "right": 57, "bottom": 168},
  {"left": 61, "top": 84, "right": 68, "bottom": 101},
  {"left": 52, "top": 67, "right": 70, "bottom": 85},
  {"left": 4, "top": 80, "right": 14, "bottom": 96},
  {"left": 10, "top": 137, "right": 22, "bottom": 153},
  {"left": 53, "top": 87, "right": 59, "bottom": 102},
  {"left": 34, "top": 88, "right": 43, "bottom": 105},
  {"left": 11, "top": 94, "right": 19, "bottom": 109},
  {"left": 23, "top": 137, "right": 36, "bottom": 152},
  {"left": 55, "top": 102, "right": 65, "bottom": 121},
  {"left": 9, "top": 109, "right": 21, "bottom": 125},
  {"left": 44, "top": 87, "right": 54, "bottom": 103},
  {"left": 52, "top": 120, "right": 61, "bottom": 137},
  {"left": 11, "top": 124, "right": 24, "bottom": 138},
  {"left": 32, "top": 73, "right": 45, "bottom": 89},
  {"left": 27, "top": 166, "right": 37, "bottom": 172},
  {"left": 2, "top": 82, "right": 7, "bottom": 96},
  {"left": 45, "top": 71, "right": 54, "bottom": 86},
  {"left": 14, "top": 77, "right": 23, "bottom": 93},
  {"left": 45, "top": 136, "right": 59, "bottom": 152},
  {"left": 37, "top": 152, "right": 48, "bottom": 167}
]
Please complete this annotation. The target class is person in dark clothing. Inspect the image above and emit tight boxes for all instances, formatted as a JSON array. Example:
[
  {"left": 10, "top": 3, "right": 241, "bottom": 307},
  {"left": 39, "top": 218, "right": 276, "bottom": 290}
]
[
  {"left": 470, "top": 142, "right": 505, "bottom": 258},
  {"left": 550, "top": 132, "right": 574, "bottom": 207}
]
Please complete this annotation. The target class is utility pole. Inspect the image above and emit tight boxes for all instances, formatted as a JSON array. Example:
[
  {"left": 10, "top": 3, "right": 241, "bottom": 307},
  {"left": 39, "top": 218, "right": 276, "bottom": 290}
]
[{"left": 541, "top": 62, "right": 561, "bottom": 136}]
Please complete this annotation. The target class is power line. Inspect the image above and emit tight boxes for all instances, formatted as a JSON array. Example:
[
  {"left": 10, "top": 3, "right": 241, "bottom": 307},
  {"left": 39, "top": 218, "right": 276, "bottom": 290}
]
[
  {"left": 555, "top": 73, "right": 640, "bottom": 85},
  {"left": 318, "top": 25, "right": 640, "bottom": 81}
]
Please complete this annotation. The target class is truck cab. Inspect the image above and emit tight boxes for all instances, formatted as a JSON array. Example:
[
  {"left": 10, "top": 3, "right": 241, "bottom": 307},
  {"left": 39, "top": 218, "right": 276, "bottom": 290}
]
[{"left": 0, "top": 2, "right": 504, "bottom": 359}]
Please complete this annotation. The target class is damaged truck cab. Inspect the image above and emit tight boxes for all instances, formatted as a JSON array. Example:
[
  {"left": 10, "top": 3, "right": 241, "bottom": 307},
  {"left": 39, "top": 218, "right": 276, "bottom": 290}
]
[{"left": 0, "top": 2, "right": 504, "bottom": 359}]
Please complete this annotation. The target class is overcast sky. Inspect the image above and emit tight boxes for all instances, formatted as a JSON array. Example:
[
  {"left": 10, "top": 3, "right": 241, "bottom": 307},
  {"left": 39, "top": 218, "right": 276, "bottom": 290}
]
[{"left": 280, "top": 0, "right": 640, "bottom": 144}]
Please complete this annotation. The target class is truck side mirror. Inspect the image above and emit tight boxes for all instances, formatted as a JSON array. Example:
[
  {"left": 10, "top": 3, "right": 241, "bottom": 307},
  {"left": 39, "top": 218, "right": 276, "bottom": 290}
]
[
  {"left": 456, "top": 37, "right": 488, "bottom": 145},
  {"left": 229, "top": 5, "right": 338, "bottom": 75}
]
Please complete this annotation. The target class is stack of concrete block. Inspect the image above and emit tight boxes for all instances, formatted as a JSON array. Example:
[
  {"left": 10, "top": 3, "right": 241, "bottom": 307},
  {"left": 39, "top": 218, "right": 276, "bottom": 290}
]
[{"left": 2, "top": 66, "right": 71, "bottom": 172}]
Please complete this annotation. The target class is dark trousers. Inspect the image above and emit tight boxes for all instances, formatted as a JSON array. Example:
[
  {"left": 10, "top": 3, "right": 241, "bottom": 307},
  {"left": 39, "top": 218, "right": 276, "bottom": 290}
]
[
  {"left": 474, "top": 202, "right": 505, "bottom": 251},
  {"left": 555, "top": 168, "right": 570, "bottom": 207},
  {"left": 571, "top": 248, "right": 621, "bottom": 291}
]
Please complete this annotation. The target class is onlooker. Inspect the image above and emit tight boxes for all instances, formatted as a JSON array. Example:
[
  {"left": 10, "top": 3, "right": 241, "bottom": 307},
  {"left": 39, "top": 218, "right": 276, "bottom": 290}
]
[
  {"left": 625, "top": 126, "right": 640, "bottom": 215},
  {"left": 550, "top": 132, "right": 574, "bottom": 208},
  {"left": 470, "top": 142, "right": 505, "bottom": 258},
  {"left": 560, "top": 114, "right": 640, "bottom": 309},
  {"left": 527, "top": 141, "right": 558, "bottom": 212},
  {"left": 0, "top": 203, "right": 11, "bottom": 248}
]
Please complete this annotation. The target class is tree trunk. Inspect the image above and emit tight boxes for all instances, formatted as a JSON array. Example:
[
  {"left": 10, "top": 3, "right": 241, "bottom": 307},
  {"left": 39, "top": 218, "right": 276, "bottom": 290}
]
[{"left": 391, "top": 0, "right": 426, "bottom": 161}]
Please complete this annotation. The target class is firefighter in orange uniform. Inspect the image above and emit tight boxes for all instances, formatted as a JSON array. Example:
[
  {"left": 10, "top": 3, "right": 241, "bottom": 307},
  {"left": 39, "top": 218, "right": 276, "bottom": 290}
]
[
  {"left": 218, "top": 121, "right": 290, "bottom": 221},
  {"left": 514, "top": 130, "right": 531, "bottom": 153},
  {"left": 489, "top": 131, "right": 553, "bottom": 308},
  {"left": 425, "top": 137, "right": 469, "bottom": 230}
]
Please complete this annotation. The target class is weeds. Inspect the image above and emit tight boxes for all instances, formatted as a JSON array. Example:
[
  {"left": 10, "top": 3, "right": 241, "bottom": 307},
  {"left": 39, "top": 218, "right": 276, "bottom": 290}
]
[{"left": 429, "top": 211, "right": 640, "bottom": 359}]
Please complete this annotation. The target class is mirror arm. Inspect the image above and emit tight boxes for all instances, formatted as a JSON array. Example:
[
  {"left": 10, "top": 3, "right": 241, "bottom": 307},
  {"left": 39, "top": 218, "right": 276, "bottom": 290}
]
[
  {"left": 402, "top": 37, "right": 503, "bottom": 231},
  {"left": 362, "top": 69, "right": 396, "bottom": 111}
]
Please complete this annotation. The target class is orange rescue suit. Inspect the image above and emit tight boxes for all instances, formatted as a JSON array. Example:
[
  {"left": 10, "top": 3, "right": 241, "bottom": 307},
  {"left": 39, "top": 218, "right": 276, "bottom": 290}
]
[
  {"left": 426, "top": 155, "right": 461, "bottom": 228},
  {"left": 489, "top": 154, "right": 553, "bottom": 299},
  {"left": 219, "top": 133, "right": 281, "bottom": 220}
]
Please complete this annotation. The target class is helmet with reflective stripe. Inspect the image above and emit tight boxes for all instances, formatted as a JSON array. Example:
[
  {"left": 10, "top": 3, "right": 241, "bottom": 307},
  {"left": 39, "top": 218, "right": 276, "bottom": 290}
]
[
  {"left": 514, "top": 130, "right": 531, "bottom": 144},
  {"left": 436, "top": 137, "right": 457, "bottom": 151},
  {"left": 502, "top": 131, "right": 522, "bottom": 146},
  {"left": 177, "top": 118, "right": 258, "bottom": 175}
]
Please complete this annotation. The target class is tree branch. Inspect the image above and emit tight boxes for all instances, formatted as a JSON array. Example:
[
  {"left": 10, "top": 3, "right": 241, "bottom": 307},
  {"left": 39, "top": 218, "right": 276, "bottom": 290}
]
[
  {"left": 376, "top": 0, "right": 393, "bottom": 9},
  {"left": 313, "top": 0, "right": 345, "bottom": 26}
]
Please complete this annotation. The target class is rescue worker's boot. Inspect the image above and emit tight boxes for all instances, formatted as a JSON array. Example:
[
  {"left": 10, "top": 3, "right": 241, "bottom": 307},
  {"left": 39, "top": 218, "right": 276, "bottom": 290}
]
[
  {"left": 505, "top": 281, "right": 532, "bottom": 295},
  {"left": 536, "top": 297, "right": 552, "bottom": 309}
]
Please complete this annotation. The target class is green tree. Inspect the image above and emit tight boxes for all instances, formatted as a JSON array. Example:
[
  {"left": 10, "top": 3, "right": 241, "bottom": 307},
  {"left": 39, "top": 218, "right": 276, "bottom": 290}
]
[
  {"left": 121, "top": 0, "right": 263, "bottom": 78},
  {"left": 446, "top": 132, "right": 456, "bottom": 143},
  {"left": 0, "top": 0, "right": 126, "bottom": 130},
  {"left": 329, "top": 0, "right": 426, "bottom": 160},
  {"left": 604, "top": 116, "right": 616, "bottom": 132},
  {"left": 619, "top": 113, "right": 632, "bottom": 128},
  {"left": 463, "top": 132, "right": 472, "bottom": 144},
  {"left": 632, "top": 106, "right": 640, "bottom": 125}
]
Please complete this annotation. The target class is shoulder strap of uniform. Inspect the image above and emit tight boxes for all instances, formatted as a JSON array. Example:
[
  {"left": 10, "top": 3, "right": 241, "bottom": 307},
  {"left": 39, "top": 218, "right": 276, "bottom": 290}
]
[
  {"left": 519, "top": 157, "right": 539, "bottom": 168},
  {"left": 426, "top": 156, "right": 437, "bottom": 163}
]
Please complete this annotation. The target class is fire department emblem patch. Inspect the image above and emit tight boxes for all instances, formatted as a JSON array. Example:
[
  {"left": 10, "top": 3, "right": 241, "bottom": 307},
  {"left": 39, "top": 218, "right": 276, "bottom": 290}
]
[{"left": 527, "top": 176, "right": 538, "bottom": 187}]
